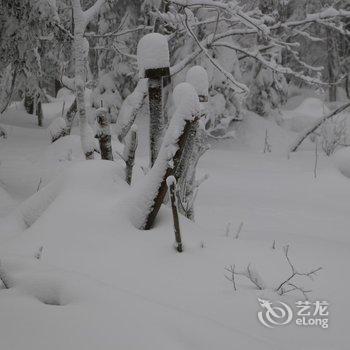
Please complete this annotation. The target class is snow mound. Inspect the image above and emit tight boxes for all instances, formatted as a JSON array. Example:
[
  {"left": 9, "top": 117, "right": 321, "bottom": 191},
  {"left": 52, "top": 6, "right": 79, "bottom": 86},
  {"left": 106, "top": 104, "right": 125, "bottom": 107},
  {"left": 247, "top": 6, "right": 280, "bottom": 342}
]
[
  {"left": 45, "top": 135, "right": 92, "bottom": 162},
  {"left": 333, "top": 147, "right": 350, "bottom": 178},
  {"left": 0, "top": 257, "right": 85, "bottom": 305},
  {"left": 7, "top": 160, "right": 127, "bottom": 234},
  {"left": 283, "top": 97, "right": 330, "bottom": 133}
]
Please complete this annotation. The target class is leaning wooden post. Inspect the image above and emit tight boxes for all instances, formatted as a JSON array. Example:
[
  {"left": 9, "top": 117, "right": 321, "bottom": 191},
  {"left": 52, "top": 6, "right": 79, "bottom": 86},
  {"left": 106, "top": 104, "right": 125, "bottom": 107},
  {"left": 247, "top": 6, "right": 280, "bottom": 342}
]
[
  {"left": 137, "top": 33, "right": 170, "bottom": 168},
  {"left": 96, "top": 106, "right": 113, "bottom": 161},
  {"left": 167, "top": 176, "right": 183, "bottom": 252},
  {"left": 124, "top": 125, "right": 138, "bottom": 185},
  {"left": 132, "top": 83, "right": 200, "bottom": 230}
]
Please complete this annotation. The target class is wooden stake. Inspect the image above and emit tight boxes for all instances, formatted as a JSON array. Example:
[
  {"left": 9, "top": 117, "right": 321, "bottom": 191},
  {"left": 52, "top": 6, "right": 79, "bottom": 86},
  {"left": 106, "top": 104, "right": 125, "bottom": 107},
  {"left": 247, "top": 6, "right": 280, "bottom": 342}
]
[
  {"left": 145, "top": 67, "right": 170, "bottom": 167},
  {"left": 167, "top": 176, "right": 183, "bottom": 252},
  {"left": 144, "top": 117, "right": 197, "bottom": 230}
]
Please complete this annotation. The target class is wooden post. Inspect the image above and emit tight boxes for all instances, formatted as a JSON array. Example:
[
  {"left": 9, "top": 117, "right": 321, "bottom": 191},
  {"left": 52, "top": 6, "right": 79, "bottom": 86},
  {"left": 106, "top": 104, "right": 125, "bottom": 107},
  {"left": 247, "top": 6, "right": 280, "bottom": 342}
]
[
  {"left": 96, "top": 107, "right": 113, "bottom": 161},
  {"left": 144, "top": 117, "right": 197, "bottom": 230},
  {"left": 137, "top": 33, "right": 170, "bottom": 168},
  {"left": 37, "top": 99, "right": 43, "bottom": 127},
  {"left": 145, "top": 67, "right": 170, "bottom": 167},
  {"left": 167, "top": 176, "right": 182, "bottom": 252}
]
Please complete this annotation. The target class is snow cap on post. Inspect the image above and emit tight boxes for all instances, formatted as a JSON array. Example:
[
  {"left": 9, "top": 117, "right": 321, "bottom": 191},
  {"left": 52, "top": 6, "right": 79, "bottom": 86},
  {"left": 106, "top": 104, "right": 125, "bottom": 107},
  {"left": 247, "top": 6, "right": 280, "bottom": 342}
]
[
  {"left": 137, "top": 33, "right": 170, "bottom": 78},
  {"left": 173, "top": 82, "right": 200, "bottom": 118},
  {"left": 186, "top": 66, "right": 209, "bottom": 102}
]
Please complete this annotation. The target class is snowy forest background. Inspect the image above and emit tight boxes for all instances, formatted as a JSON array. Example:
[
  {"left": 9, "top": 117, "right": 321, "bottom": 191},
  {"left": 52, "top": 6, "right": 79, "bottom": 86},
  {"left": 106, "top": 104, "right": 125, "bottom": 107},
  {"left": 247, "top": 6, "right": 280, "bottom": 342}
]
[{"left": 0, "top": 0, "right": 350, "bottom": 349}]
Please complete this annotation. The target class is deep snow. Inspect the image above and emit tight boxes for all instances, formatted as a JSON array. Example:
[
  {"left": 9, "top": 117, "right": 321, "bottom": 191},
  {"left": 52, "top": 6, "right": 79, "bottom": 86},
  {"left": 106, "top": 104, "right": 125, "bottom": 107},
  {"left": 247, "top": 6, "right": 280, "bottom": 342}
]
[{"left": 0, "top": 95, "right": 349, "bottom": 350}]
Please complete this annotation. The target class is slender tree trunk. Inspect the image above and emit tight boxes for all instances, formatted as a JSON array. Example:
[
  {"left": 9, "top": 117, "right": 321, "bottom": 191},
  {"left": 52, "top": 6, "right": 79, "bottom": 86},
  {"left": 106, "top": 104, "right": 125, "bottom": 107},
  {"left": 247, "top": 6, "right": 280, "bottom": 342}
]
[
  {"left": 96, "top": 108, "right": 113, "bottom": 160},
  {"left": 72, "top": 0, "right": 94, "bottom": 159},
  {"left": 64, "top": 98, "right": 77, "bottom": 135},
  {"left": 74, "top": 31, "right": 94, "bottom": 159},
  {"left": 0, "top": 64, "right": 17, "bottom": 114},
  {"left": 327, "top": 29, "right": 339, "bottom": 102},
  {"left": 24, "top": 93, "right": 34, "bottom": 114},
  {"left": 124, "top": 126, "right": 138, "bottom": 185},
  {"left": 37, "top": 100, "right": 43, "bottom": 127}
]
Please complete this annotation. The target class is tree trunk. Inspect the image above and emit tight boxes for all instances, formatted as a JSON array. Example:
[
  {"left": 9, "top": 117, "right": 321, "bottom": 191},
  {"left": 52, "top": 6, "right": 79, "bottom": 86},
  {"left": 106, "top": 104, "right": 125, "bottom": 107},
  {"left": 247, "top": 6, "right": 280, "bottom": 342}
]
[
  {"left": 327, "top": 29, "right": 339, "bottom": 102},
  {"left": 72, "top": 1, "right": 91, "bottom": 159},
  {"left": 64, "top": 98, "right": 77, "bottom": 135},
  {"left": 124, "top": 126, "right": 138, "bottom": 185},
  {"left": 96, "top": 108, "right": 113, "bottom": 161},
  {"left": 37, "top": 100, "right": 43, "bottom": 127},
  {"left": 55, "top": 78, "right": 63, "bottom": 97},
  {"left": 24, "top": 93, "right": 34, "bottom": 114}
]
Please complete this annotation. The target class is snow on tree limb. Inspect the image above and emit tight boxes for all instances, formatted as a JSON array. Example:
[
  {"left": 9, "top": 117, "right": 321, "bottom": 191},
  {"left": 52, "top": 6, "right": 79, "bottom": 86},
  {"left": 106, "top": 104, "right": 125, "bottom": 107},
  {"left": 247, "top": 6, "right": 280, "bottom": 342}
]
[
  {"left": 212, "top": 42, "right": 326, "bottom": 86},
  {"left": 183, "top": 8, "right": 249, "bottom": 94},
  {"left": 116, "top": 79, "right": 148, "bottom": 142}
]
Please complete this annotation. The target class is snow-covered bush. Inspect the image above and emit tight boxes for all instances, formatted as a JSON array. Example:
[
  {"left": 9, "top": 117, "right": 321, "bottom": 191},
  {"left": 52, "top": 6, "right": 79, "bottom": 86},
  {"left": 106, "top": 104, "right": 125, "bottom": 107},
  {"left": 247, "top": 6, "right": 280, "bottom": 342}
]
[
  {"left": 320, "top": 116, "right": 347, "bottom": 156},
  {"left": 91, "top": 73, "right": 122, "bottom": 124},
  {"left": 245, "top": 63, "right": 288, "bottom": 117}
]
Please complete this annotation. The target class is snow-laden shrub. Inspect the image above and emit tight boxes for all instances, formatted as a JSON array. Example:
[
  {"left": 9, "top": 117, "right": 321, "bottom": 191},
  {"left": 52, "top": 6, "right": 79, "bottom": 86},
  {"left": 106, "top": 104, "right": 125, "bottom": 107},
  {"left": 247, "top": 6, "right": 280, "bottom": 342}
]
[
  {"left": 245, "top": 65, "right": 288, "bottom": 117},
  {"left": 91, "top": 73, "right": 122, "bottom": 123},
  {"left": 320, "top": 116, "right": 347, "bottom": 156}
]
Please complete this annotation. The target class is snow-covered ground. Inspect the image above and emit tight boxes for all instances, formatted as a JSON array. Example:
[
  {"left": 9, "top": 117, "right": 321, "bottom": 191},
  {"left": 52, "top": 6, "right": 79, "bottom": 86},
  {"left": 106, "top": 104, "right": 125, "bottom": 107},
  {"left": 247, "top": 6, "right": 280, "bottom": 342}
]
[{"left": 0, "top": 97, "right": 349, "bottom": 349}]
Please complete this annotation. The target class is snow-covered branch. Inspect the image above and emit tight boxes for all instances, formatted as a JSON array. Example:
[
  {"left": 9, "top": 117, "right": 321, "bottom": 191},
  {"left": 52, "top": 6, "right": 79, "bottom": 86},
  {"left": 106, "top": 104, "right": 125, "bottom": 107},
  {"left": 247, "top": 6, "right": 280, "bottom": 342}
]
[
  {"left": 183, "top": 9, "right": 248, "bottom": 94},
  {"left": 212, "top": 42, "right": 325, "bottom": 86}
]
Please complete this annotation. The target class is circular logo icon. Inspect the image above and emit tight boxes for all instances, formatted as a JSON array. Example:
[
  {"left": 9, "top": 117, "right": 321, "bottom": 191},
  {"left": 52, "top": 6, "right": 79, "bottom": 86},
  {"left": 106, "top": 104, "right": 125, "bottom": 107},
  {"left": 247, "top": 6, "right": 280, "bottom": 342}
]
[{"left": 257, "top": 298, "right": 293, "bottom": 328}]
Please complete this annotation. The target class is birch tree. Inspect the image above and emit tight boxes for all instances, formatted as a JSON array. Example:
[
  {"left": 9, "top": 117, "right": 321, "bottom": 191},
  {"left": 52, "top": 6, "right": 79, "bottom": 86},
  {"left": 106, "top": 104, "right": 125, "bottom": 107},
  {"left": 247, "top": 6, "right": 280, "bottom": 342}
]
[{"left": 70, "top": 0, "right": 105, "bottom": 159}]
